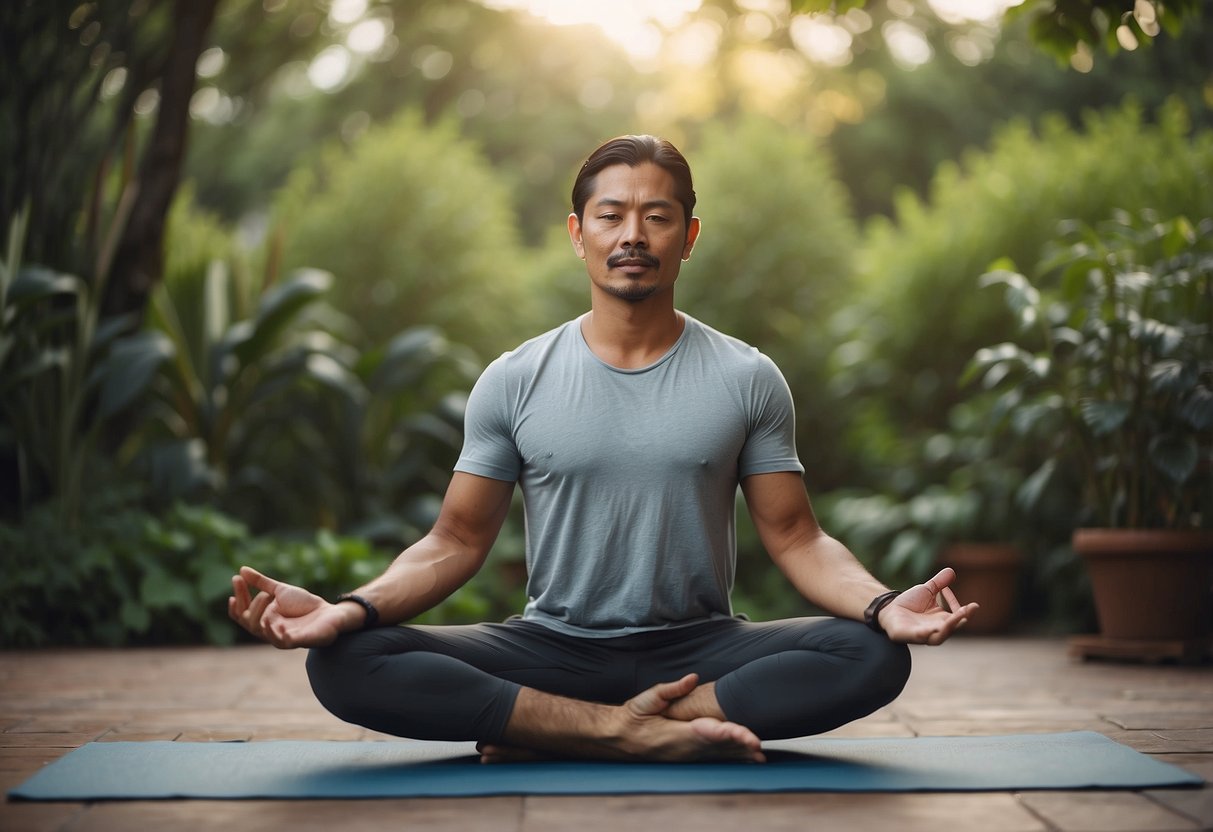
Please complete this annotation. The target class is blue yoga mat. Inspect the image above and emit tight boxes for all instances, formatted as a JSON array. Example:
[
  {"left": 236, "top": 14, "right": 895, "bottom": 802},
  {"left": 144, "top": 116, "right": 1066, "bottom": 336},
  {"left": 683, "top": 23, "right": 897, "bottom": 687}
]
[{"left": 8, "top": 732, "right": 1201, "bottom": 800}]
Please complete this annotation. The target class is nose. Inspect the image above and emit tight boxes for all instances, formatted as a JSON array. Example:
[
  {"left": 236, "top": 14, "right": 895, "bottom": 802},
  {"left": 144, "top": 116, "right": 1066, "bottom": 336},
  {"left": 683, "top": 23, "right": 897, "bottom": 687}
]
[{"left": 620, "top": 214, "right": 648, "bottom": 248}]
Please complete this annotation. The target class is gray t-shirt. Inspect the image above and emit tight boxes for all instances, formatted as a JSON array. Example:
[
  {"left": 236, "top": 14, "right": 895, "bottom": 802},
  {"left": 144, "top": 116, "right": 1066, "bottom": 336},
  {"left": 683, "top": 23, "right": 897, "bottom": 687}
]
[{"left": 454, "top": 313, "right": 804, "bottom": 637}]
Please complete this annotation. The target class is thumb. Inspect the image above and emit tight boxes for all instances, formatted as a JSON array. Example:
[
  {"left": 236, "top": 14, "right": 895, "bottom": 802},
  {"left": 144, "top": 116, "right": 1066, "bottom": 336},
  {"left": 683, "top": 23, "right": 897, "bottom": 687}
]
[
  {"left": 239, "top": 566, "right": 280, "bottom": 596},
  {"left": 627, "top": 673, "right": 698, "bottom": 717}
]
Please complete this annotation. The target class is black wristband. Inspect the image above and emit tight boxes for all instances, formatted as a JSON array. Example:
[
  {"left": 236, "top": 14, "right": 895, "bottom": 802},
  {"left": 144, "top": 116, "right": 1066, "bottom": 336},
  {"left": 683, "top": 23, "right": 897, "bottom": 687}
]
[
  {"left": 864, "top": 590, "right": 901, "bottom": 634},
  {"left": 335, "top": 593, "right": 379, "bottom": 629}
]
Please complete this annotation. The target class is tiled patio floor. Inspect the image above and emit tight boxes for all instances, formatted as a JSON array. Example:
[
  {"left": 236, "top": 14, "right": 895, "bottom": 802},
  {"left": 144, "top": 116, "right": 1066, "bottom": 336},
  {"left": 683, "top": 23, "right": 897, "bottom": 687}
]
[{"left": 1, "top": 638, "right": 1210, "bottom": 831}]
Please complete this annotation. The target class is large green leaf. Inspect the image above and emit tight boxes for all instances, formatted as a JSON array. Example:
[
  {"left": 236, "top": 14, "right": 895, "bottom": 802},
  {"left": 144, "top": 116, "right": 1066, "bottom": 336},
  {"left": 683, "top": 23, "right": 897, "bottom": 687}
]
[
  {"left": 0, "top": 348, "right": 70, "bottom": 397},
  {"left": 1148, "top": 434, "right": 1198, "bottom": 485},
  {"left": 225, "top": 269, "right": 332, "bottom": 365},
  {"left": 368, "top": 326, "right": 451, "bottom": 392},
  {"left": 1149, "top": 360, "right": 1196, "bottom": 395},
  {"left": 89, "top": 330, "right": 175, "bottom": 421},
  {"left": 1079, "top": 399, "right": 1130, "bottom": 436},
  {"left": 1180, "top": 385, "right": 1213, "bottom": 430},
  {"left": 5, "top": 266, "right": 81, "bottom": 306},
  {"left": 139, "top": 564, "right": 199, "bottom": 612},
  {"left": 1016, "top": 459, "right": 1058, "bottom": 514}
]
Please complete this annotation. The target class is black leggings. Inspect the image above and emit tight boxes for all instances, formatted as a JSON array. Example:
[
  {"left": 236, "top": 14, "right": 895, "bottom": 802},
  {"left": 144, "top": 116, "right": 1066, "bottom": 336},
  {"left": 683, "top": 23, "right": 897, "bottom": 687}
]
[{"left": 306, "top": 616, "right": 911, "bottom": 744}]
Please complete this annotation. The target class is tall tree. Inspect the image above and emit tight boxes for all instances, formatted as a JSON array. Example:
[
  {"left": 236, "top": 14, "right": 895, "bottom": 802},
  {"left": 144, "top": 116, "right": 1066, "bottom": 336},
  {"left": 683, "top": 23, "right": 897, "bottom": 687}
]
[{"left": 1, "top": 0, "right": 218, "bottom": 324}]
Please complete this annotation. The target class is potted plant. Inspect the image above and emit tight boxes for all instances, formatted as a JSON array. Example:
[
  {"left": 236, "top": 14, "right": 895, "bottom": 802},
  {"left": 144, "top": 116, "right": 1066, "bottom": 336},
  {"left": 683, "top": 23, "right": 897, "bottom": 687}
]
[
  {"left": 968, "top": 211, "right": 1213, "bottom": 656},
  {"left": 929, "top": 401, "right": 1029, "bottom": 634},
  {"left": 820, "top": 410, "right": 1028, "bottom": 635}
]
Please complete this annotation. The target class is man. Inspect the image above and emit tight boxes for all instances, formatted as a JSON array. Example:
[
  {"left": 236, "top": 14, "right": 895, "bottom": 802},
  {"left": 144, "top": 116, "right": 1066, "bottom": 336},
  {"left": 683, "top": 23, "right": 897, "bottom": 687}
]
[{"left": 229, "top": 135, "right": 977, "bottom": 763}]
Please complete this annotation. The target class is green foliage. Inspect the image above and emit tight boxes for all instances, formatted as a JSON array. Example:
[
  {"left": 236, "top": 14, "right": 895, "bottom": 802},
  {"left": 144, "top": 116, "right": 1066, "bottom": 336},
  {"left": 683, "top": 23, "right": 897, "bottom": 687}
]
[
  {"left": 835, "top": 99, "right": 1213, "bottom": 487},
  {"left": 137, "top": 258, "right": 360, "bottom": 526},
  {"left": 137, "top": 207, "right": 480, "bottom": 540},
  {"left": 682, "top": 116, "right": 859, "bottom": 490},
  {"left": 0, "top": 1, "right": 174, "bottom": 273},
  {"left": 792, "top": 0, "right": 1203, "bottom": 63},
  {"left": 0, "top": 212, "right": 170, "bottom": 522},
  {"left": 1005, "top": 0, "right": 1202, "bottom": 63},
  {"left": 342, "top": 326, "right": 480, "bottom": 546},
  {"left": 271, "top": 110, "right": 532, "bottom": 357},
  {"left": 968, "top": 211, "right": 1213, "bottom": 529},
  {"left": 813, "top": 394, "right": 1032, "bottom": 588},
  {"left": 0, "top": 491, "right": 528, "bottom": 647},
  {"left": 0, "top": 494, "right": 390, "bottom": 647}
]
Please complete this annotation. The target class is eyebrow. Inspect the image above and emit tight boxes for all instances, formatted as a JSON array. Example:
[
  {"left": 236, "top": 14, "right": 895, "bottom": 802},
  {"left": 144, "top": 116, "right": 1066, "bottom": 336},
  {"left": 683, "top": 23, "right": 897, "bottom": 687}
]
[{"left": 592, "top": 197, "right": 678, "bottom": 212}]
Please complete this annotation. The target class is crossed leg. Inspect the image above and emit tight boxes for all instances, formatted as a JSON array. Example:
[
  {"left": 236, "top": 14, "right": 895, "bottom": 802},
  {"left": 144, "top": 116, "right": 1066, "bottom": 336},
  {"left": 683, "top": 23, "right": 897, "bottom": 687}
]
[
  {"left": 478, "top": 672, "right": 764, "bottom": 763},
  {"left": 305, "top": 616, "right": 909, "bottom": 763}
]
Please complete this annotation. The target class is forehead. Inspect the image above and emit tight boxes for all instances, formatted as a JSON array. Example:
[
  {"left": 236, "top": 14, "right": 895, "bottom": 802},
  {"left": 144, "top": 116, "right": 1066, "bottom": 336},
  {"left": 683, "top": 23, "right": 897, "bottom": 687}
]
[{"left": 587, "top": 162, "right": 679, "bottom": 205}]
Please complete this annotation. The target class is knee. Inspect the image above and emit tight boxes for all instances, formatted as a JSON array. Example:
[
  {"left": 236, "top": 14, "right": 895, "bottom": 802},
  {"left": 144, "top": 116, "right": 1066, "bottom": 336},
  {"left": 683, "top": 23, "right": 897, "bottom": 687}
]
[
  {"left": 865, "top": 631, "right": 912, "bottom": 704},
  {"left": 814, "top": 619, "right": 911, "bottom": 705},
  {"left": 305, "top": 636, "right": 377, "bottom": 724}
]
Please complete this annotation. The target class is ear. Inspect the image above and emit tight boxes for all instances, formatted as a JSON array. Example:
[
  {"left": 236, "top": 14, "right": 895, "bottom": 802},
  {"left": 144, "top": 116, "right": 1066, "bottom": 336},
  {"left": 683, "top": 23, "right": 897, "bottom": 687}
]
[
  {"left": 567, "top": 213, "right": 586, "bottom": 260},
  {"left": 681, "top": 217, "right": 701, "bottom": 261}
]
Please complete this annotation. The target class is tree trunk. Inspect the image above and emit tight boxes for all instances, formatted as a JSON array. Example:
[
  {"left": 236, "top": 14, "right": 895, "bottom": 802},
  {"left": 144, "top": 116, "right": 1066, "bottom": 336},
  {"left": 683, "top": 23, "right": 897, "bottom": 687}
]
[{"left": 102, "top": 0, "right": 220, "bottom": 324}]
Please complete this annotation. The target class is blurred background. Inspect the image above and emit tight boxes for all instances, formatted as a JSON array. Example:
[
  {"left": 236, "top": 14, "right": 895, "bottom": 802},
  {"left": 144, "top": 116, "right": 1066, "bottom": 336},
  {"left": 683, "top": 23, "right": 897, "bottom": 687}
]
[{"left": 2, "top": 0, "right": 1210, "bottom": 646}]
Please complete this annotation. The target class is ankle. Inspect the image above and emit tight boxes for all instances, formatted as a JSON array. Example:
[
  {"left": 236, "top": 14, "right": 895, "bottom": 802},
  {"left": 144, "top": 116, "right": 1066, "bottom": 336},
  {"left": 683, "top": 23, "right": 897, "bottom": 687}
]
[{"left": 665, "top": 682, "right": 725, "bottom": 722}]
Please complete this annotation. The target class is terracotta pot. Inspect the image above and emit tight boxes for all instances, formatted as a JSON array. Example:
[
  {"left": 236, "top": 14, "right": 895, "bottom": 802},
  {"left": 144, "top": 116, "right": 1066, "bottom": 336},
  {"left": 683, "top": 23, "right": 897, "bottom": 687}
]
[
  {"left": 1072, "top": 528, "right": 1213, "bottom": 641},
  {"left": 939, "top": 543, "right": 1023, "bottom": 634}
]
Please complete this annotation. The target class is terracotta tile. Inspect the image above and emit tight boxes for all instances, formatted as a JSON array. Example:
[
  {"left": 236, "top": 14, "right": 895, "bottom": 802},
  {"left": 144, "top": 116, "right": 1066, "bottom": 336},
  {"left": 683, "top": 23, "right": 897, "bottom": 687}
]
[
  {"left": 95, "top": 730, "right": 182, "bottom": 742},
  {"left": 1144, "top": 785, "right": 1213, "bottom": 830},
  {"left": 0, "top": 733, "right": 102, "bottom": 748},
  {"left": 0, "top": 801, "right": 85, "bottom": 832},
  {"left": 175, "top": 730, "right": 255, "bottom": 742},
  {"left": 0, "top": 641, "right": 1210, "bottom": 832},
  {"left": 0, "top": 747, "right": 70, "bottom": 771},
  {"left": 1103, "top": 712, "right": 1213, "bottom": 730},
  {"left": 68, "top": 797, "right": 522, "bottom": 832},
  {"left": 1018, "top": 790, "right": 1202, "bottom": 831},
  {"left": 1105, "top": 729, "right": 1213, "bottom": 754},
  {"left": 522, "top": 793, "right": 1047, "bottom": 832}
]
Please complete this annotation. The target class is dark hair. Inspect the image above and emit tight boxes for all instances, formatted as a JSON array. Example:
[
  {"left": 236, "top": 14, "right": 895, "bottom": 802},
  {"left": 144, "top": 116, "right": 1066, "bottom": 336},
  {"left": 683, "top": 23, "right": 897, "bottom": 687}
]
[{"left": 571, "top": 135, "right": 696, "bottom": 229}]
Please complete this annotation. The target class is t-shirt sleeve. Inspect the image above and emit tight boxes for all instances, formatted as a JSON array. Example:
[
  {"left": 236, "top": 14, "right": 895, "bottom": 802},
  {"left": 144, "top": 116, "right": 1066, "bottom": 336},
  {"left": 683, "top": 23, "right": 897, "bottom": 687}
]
[
  {"left": 738, "top": 353, "right": 805, "bottom": 478},
  {"left": 453, "top": 357, "right": 522, "bottom": 482}
]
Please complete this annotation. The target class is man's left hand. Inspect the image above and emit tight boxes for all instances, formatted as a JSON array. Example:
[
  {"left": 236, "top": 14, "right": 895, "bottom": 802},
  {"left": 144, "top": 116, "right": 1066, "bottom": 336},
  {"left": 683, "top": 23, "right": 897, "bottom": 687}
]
[{"left": 878, "top": 567, "right": 978, "bottom": 646}]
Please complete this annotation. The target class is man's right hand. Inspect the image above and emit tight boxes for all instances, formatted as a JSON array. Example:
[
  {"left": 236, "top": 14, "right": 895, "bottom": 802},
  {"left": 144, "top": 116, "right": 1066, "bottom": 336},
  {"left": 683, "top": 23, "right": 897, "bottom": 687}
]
[{"left": 228, "top": 566, "right": 362, "bottom": 649}]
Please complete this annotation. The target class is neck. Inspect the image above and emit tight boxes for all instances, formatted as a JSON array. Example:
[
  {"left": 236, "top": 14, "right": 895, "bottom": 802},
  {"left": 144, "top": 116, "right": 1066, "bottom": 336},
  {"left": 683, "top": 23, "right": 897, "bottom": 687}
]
[{"left": 580, "top": 300, "right": 684, "bottom": 370}]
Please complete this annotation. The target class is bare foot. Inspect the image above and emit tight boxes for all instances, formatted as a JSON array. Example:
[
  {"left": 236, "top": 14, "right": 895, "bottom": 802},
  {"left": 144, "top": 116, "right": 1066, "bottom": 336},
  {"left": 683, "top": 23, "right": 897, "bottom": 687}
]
[
  {"left": 663, "top": 679, "right": 727, "bottom": 722},
  {"left": 622, "top": 676, "right": 764, "bottom": 762},
  {"left": 496, "top": 674, "right": 766, "bottom": 764}
]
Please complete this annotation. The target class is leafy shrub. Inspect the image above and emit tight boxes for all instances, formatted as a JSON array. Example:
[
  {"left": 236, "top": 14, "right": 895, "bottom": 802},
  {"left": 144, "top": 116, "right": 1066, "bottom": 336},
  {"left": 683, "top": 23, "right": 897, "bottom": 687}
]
[
  {"left": 834, "top": 99, "right": 1213, "bottom": 486},
  {"left": 272, "top": 110, "right": 533, "bottom": 357},
  {"left": 682, "top": 115, "right": 860, "bottom": 491},
  {"left": 0, "top": 494, "right": 393, "bottom": 647},
  {"left": 967, "top": 211, "right": 1213, "bottom": 529},
  {"left": 0, "top": 493, "right": 529, "bottom": 647},
  {"left": 1, "top": 213, "right": 170, "bottom": 523}
]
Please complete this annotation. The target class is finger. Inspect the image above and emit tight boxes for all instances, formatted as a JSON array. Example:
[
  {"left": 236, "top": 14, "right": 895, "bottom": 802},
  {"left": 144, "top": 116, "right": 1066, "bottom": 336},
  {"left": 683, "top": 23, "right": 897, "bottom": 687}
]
[
  {"left": 928, "top": 605, "right": 977, "bottom": 645},
  {"left": 652, "top": 673, "right": 699, "bottom": 704},
  {"left": 266, "top": 619, "right": 292, "bottom": 650},
  {"left": 239, "top": 566, "right": 281, "bottom": 596},
  {"left": 246, "top": 591, "right": 273, "bottom": 633},
  {"left": 629, "top": 674, "right": 699, "bottom": 716},
  {"left": 940, "top": 585, "right": 962, "bottom": 613},
  {"left": 924, "top": 567, "right": 956, "bottom": 594},
  {"left": 231, "top": 575, "right": 252, "bottom": 610}
]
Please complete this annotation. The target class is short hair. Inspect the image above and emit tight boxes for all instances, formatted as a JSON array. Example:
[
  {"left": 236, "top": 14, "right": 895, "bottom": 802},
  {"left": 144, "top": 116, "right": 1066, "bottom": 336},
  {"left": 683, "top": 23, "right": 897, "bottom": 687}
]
[{"left": 571, "top": 135, "right": 696, "bottom": 230}]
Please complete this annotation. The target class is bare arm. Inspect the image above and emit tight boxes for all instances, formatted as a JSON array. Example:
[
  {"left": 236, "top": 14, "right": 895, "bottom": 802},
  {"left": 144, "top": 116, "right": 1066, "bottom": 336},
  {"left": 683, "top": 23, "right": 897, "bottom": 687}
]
[
  {"left": 346, "top": 472, "right": 515, "bottom": 624},
  {"left": 740, "top": 471, "right": 885, "bottom": 621},
  {"left": 739, "top": 471, "right": 976, "bottom": 644},
  {"left": 229, "top": 472, "right": 515, "bottom": 648}
]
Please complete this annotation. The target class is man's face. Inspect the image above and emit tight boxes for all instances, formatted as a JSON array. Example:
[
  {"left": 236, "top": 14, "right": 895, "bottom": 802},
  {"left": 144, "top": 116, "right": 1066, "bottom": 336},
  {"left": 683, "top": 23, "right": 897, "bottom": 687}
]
[{"left": 568, "top": 162, "right": 700, "bottom": 304}]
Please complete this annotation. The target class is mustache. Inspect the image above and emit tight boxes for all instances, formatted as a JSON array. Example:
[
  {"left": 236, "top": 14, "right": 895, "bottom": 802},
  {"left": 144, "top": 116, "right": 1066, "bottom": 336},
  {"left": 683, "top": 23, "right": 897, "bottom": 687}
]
[{"left": 606, "top": 248, "right": 661, "bottom": 269}]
